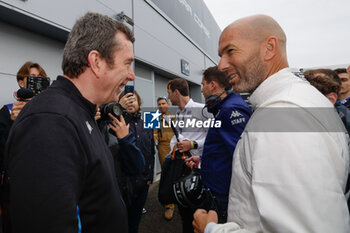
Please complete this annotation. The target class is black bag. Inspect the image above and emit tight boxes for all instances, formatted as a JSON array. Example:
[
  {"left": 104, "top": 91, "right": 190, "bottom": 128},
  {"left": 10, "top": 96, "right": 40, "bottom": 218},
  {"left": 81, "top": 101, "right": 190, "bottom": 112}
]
[{"left": 158, "top": 143, "right": 191, "bottom": 205}]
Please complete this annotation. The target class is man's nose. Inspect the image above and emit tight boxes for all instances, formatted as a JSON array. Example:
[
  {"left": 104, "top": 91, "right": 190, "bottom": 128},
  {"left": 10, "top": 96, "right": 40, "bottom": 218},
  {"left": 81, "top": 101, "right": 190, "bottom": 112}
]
[
  {"left": 218, "top": 57, "right": 230, "bottom": 72},
  {"left": 128, "top": 68, "right": 135, "bottom": 81}
]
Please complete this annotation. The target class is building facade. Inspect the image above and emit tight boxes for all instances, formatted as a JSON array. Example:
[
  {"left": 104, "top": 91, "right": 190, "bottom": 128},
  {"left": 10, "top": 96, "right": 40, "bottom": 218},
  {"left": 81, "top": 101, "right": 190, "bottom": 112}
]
[{"left": 0, "top": 0, "right": 221, "bottom": 107}]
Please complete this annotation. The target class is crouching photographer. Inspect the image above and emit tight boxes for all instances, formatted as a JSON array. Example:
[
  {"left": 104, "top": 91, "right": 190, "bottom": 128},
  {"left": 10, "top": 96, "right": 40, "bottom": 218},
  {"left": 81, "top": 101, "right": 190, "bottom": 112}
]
[{"left": 0, "top": 61, "right": 49, "bottom": 233}]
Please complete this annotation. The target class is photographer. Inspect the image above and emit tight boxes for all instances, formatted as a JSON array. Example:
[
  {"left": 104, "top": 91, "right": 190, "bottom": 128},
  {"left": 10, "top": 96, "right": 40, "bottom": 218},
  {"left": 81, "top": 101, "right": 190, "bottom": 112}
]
[
  {"left": 0, "top": 61, "right": 47, "bottom": 160},
  {"left": 0, "top": 61, "right": 47, "bottom": 233},
  {"left": 119, "top": 90, "right": 155, "bottom": 233},
  {"left": 97, "top": 103, "right": 145, "bottom": 208}
]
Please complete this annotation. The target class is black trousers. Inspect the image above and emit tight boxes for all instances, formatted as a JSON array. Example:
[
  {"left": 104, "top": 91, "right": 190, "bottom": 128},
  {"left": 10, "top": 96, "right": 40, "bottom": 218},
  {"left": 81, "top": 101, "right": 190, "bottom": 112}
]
[
  {"left": 178, "top": 205, "right": 196, "bottom": 233},
  {"left": 127, "top": 185, "right": 149, "bottom": 233}
]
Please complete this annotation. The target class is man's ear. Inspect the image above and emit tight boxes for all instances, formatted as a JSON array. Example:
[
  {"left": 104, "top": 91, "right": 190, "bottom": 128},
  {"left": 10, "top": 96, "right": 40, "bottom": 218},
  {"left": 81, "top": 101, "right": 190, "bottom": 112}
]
[
  {"left": 174, "top": 89, "right": 181, "bottom": 96},
  {"left": 326, "top": 92, "right": 338, "bottom": 105},
  {"left": 263, "top": 36, "right": 278, "bottom": 61},
  {"left": 210, "top": 81, "right": 217, "bottom": 91},
  {"left": 88, "top": 50, "right": 103, "bottom": 78}
]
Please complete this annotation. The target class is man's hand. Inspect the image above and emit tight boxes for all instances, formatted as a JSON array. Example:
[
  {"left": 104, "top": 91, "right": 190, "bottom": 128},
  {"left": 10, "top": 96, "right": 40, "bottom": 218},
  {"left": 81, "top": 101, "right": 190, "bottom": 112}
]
[
  {"left": 185, "top": 155, "right": 200, "bottom": 168},
  {"left": 193, "top": 209, "right": 218, "bottom": 233},
  {"left": 178, "top": 140, "right": 192, "bottom": 153},
  {"left": 10, "top": 101, "right": 27, "bottom": 121},
  {"left": 108, "top": 114, "right": 129, "bottom": 139}
]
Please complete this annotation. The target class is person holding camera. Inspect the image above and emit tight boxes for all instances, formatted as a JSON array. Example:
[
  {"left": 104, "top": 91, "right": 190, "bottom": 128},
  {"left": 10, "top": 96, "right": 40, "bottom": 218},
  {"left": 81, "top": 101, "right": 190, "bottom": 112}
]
[
  {"left": 186, "top": 66, "right": 251, "bottom": 223},
  {"left": 0, "top": 61, "right": 47, "bottom": 161},
  {"left": 5, "top": 12, "right": 136, "bottom": 233},
  {"left": 0, "top": 61, "right": 47, "bottom": 233},
  {"left": 97, "top": 104, "right": 145, "bottom": 208},
  {"left": 119, "top": 90, "right": 155, "bottom": 233}
]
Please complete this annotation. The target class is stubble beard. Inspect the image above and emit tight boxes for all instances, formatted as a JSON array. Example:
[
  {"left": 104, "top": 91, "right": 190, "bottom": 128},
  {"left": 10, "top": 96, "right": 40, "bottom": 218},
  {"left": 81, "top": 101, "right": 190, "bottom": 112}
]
[{"left": 233, "top": 55, "right": 267, "bottom": 94}]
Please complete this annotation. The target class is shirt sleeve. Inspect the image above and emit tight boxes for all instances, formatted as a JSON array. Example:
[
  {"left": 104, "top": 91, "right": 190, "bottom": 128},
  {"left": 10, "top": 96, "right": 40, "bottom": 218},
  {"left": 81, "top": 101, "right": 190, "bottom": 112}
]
[
  {"left": 248, "top": 131, "right": 349, "bottom": 232},
  {"left": 206, "top": 222, "right": 243, "bottom": 233},
  {"left": 0, "top": 105, "right": 12, "bottom": 168},
  {"left": 118, "top": 133, "right": 145, "bottom": 175},
  {"left": 219, "top": 107, "right": 250, "bottom": 156},
  {"left": 153, "top": 128, "right": 159, "bottom": 146},
  {"left": 7, "top": 114, "right": 85, "bottom": 233}
]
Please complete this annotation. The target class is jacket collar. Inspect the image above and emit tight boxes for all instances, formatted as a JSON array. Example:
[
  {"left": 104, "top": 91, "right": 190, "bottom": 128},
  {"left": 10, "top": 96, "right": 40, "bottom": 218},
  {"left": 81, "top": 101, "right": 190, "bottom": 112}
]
[
  {"left": 249, "top": 68, "right": 300, "bottom": 109},
  {"left": 53, "top": 76, "right": 97, "bottom": 117}
]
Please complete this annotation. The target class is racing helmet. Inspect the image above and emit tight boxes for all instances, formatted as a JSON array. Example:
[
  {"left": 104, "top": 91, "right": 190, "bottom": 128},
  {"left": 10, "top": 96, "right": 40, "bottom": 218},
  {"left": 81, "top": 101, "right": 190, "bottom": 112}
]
[{"left": 173, "top": 169, "right": 206, "bottom": 208}]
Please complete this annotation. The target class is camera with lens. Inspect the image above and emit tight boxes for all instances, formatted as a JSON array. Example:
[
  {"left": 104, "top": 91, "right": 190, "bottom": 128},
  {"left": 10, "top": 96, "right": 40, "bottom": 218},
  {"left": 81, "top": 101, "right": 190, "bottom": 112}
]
[
  {"left": 26, "top": 76, "right": 50, "bottom": 96},
  {"left": 99, "top": 102, "right": 126, "bottom": 122},
  {"left": 16, "top": 76, "right": 50, "bottom": 100}
]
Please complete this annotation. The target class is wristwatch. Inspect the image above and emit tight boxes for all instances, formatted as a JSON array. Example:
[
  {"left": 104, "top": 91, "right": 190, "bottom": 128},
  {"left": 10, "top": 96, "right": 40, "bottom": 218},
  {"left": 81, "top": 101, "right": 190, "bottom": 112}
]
[{"left": 193, "top": 141, "right": 198, "bottom": 149}]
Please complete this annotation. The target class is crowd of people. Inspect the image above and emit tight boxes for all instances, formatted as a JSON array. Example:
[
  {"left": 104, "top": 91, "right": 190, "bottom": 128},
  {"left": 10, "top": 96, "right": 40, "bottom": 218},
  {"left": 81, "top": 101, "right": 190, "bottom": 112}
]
[{"left": 0, "top": 12, "right": 349, "bottom": 233}]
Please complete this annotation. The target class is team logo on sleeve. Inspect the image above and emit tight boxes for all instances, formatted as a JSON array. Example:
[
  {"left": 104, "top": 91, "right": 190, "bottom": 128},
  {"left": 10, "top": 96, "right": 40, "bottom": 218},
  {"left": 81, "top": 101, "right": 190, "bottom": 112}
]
[
  {"left": 143, "top": 110, "right": 161, "bottom": 129},
  {"left": 230, "top": 110, "right": 246, "bottom": 125}
]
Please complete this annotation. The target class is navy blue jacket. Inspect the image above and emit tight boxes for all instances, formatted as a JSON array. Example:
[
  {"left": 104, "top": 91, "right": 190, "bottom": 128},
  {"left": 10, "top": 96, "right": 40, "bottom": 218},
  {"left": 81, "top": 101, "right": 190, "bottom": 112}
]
[
  {"left": 99, "top": 120, "right": 145, "bottom": 206},
  {"left": 125, "top": 112, "right": 155, "bottom": 183},
  {"left": 201, "top": 92, "right": 251, "bottom": 197}
]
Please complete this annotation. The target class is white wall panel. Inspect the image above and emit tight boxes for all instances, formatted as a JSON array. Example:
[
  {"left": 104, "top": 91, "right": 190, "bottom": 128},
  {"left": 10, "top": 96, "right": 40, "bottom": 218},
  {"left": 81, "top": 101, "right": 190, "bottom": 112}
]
[
  {"left": 0, "top": 21, "right": 64, "bottom": 106},
  {"left": 134, "top": 0, "right": 205, "bottom": 85},
  {"left": 0, "top": 0, "right": 131, "bottom": 30}
]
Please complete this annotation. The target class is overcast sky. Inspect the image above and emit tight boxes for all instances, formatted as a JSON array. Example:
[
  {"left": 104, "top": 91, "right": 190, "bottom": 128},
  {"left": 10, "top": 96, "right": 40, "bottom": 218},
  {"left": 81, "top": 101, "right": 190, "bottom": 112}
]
[{"left": 203, "top": 0, "right": 350, "bottom": 69}]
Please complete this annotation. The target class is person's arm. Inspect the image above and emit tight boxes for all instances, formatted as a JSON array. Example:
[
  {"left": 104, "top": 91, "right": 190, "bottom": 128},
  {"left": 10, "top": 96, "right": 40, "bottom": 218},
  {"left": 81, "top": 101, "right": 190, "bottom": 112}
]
[
  {"left": 118, "top": 133, "right": 145, "bottom": 175},
  {"left": 7, "top": 114, "right": 85, "bottom": 233},
  {"left": 193, "top": 209, "right": 243, "bottom": 233},
  {"left": 169, "top": 135, "right": 177, "bottom": 154},
  {"left": 108, "top": 114, "right": 145, "bottom": 175},
  {"left": 0, "top": 105, "right": 12, "bottom": 167},
  {"left": 154, "top": 129, "right": 159, "bottom": 146},
  {"left": 219, "top": 106, "right": 250, "bottom": 156},
  {"left": 151, "top": 129, "right": 156, "bottom": 155},
  {"left": 0, "top": 102, "right": 28, "bottom": 161},
  {"left": 246, "top": 131, "right": 349, "bottom": 232}
]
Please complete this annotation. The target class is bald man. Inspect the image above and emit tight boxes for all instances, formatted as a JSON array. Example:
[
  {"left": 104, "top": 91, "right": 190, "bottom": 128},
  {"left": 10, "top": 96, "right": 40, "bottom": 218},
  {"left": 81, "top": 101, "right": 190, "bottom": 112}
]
[{"left": 193, "top": 15, "right": 350, "bottom": 233}]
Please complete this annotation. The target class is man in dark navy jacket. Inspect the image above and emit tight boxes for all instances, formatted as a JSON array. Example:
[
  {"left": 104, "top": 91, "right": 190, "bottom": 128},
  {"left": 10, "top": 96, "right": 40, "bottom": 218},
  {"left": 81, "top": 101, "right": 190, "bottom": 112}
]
[
  {"left": 190, "top": 66, "right": 251, "bottom": 223},
  {"left": 5, "top": 12, "right": 135, "bottom": 233}
]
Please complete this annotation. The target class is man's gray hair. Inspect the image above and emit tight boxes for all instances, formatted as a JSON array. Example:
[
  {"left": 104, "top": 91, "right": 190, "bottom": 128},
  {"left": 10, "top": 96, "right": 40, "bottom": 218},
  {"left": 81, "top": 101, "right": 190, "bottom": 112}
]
[{"left": 62, "top": 12, "right": 135, "bottom": 78}]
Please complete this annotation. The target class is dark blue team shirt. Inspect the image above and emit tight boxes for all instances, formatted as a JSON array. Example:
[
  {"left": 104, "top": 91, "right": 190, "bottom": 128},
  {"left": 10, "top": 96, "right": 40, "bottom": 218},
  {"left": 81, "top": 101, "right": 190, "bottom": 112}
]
[{"left": 201, "top": 92, "right": 252, "bottom": 197}]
